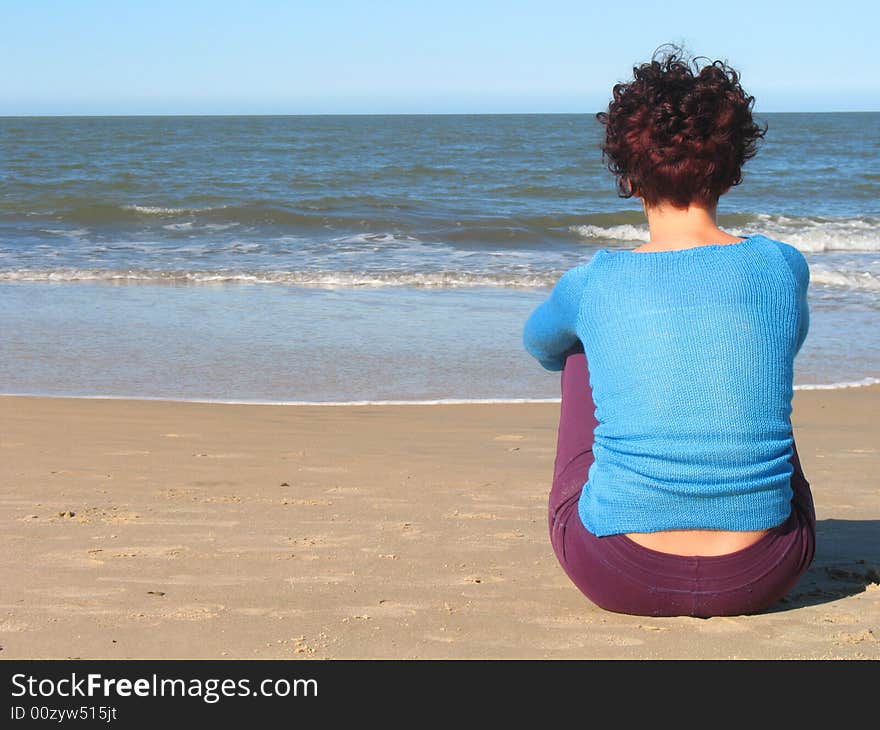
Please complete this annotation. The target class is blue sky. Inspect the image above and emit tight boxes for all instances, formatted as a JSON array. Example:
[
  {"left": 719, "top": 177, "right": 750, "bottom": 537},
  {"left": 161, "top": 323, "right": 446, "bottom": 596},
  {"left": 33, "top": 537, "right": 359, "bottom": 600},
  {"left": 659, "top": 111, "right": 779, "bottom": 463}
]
[{"left": 2, "top": 0, "right": 877, "bottom": 115}]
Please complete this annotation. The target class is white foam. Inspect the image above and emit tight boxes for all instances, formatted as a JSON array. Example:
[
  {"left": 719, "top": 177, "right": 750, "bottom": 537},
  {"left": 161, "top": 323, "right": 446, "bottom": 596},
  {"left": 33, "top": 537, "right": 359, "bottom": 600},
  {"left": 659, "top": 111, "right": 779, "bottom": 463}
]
[
  {"left": 569, "top": 223, "right": 650, "bottom": 242},
  {"left": 570, "top": 215, "right": 880, "bottom": 253},
  {"left": 225, "top": 241, "right": 264, "bottom": 253},
  {"left": 3, "top": 264, "right": 878, "bottom": 291},
  {"left": 122, "top": 204, "right": 223, "bottom": 215},
  {"left": 0, "top": 392, "right": 560, "bottom": 406},
  {"left": 754, "top": 214, "right": 880, "bottom": 253},
  {"left": 0, "top": 268, "right": 555, "bottom": 288},
  {"left": 162, "top": 221, "right": 238, "bottom": 231},
  {"left": 809, "top": 265, "right": 880, "bottom": 292},
  {"left": 162, "top": 222, "right": 239, "bottom": 232},
  {"left": 329, "top": 232, "right": 421, "bottom": 244},
  {"left": 2, "top": 379, "right": 879, "bottom": 407},
  {"left": 793, "top": 377, "right": 880, "bottom": 390},
  {"left": 40, "top": 228, "right": 91, "bottom": 238},
  {"left": 764, "top": 226, "right": 880, "bottom": 253}
]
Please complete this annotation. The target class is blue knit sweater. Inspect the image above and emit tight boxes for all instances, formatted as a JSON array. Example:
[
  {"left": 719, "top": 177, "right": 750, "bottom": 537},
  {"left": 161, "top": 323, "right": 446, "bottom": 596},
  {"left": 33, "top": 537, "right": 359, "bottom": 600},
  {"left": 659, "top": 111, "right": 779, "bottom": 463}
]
[{"left": 522, "top": 233, "right": 810, "bottom": 537}]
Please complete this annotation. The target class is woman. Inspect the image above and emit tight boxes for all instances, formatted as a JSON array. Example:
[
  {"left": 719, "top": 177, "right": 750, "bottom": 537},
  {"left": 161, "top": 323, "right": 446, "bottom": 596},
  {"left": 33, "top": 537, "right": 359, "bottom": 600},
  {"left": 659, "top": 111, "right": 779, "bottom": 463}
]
[{"left": 522, "top": 45, "right": 816, "bottom": 618}]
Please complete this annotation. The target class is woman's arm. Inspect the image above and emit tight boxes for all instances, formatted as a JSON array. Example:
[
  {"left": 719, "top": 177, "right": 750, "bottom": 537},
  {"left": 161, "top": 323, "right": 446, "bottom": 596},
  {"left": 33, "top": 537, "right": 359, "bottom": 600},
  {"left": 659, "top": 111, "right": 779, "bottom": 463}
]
[
  {"left": 795, "top": 279, "right": 809, "bottom": 356},
  {"left": 776, "top": 242, "right": 810, "bottom": 356},
  {"left": 522, "top": 266, "right": 587, "bottom": 372}
]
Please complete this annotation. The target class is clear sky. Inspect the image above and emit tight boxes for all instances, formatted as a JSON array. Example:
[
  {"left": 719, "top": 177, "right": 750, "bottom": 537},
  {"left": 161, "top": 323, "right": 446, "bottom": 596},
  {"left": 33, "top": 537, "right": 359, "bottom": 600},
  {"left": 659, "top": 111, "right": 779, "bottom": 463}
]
[{"left": 2, "top": 0, "right": 877, "bottom": 115}]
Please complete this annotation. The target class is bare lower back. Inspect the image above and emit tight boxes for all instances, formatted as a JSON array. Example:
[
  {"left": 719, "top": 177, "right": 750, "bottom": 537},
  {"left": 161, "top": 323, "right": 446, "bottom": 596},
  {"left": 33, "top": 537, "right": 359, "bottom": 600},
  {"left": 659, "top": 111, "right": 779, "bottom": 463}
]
[{"left": 622, "top": 528, "right": 771, "bottom": 556}]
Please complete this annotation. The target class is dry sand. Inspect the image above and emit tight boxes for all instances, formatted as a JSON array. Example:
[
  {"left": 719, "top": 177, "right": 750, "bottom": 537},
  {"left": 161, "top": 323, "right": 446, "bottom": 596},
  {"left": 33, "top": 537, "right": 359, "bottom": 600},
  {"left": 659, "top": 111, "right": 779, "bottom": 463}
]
[{"left": 1, "top": 386, "right": 878, "bottom": 659}]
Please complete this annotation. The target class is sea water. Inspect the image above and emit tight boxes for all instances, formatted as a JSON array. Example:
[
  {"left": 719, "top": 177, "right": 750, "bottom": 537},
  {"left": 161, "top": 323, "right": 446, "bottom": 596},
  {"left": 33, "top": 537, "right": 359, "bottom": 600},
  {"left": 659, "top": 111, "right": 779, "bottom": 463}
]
[{"left": 1, "top": 113, "right": 878, "bottom": 402}]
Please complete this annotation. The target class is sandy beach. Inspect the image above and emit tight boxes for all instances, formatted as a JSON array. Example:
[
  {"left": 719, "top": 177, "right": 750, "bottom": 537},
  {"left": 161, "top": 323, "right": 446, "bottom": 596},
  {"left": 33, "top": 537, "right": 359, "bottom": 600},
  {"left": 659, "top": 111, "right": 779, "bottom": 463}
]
[{"left": 1, "top": 386, "right": 878, "bottom": 659}]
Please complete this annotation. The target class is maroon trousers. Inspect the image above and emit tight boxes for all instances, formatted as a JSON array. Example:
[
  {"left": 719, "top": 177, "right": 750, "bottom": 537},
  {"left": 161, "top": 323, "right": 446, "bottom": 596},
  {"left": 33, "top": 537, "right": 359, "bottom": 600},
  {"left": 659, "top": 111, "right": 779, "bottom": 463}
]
[{"left": 549, "top": 341, "right": 817, "bottom": 618}]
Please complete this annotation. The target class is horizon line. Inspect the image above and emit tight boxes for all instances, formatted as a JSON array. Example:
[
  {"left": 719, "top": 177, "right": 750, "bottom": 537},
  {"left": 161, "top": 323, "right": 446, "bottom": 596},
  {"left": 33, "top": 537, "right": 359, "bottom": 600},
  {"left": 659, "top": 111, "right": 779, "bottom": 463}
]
[{"left": 2, "top": 109, "right": 878, "bottom": 119}]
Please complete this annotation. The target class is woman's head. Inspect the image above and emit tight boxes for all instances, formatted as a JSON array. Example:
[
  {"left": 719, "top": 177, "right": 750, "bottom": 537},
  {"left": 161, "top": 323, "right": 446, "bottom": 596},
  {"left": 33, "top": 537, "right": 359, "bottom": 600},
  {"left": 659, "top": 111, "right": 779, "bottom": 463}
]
[{"left": 596, "top": 44, "right": 767, "bottom": 210}]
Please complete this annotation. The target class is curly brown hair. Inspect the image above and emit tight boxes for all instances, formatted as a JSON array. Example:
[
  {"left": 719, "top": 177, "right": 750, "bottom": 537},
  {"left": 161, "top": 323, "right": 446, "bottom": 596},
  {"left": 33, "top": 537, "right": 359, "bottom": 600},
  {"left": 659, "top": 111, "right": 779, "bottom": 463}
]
[{"left": 595, "top": 44, "right": 768, "bottom": 209}]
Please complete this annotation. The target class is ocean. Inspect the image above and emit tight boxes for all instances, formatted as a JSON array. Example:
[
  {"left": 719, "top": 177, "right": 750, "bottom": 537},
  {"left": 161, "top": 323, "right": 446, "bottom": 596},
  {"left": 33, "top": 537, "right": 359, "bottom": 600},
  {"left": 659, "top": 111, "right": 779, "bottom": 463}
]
[{"left": 1, "top": 113, "right": 878, "bottom": 403}]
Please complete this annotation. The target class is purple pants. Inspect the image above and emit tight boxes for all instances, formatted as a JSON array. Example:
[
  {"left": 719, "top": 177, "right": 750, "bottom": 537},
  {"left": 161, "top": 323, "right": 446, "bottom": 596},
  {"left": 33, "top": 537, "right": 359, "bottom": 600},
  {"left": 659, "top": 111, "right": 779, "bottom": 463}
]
[{"left": 549, "top": 341, "right": 817, "bottom": 618}]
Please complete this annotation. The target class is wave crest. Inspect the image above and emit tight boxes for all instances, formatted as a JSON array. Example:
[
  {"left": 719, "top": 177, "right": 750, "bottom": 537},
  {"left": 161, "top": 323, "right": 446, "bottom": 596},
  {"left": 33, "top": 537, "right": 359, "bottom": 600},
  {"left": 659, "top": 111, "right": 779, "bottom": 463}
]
[
  {"left": 0, "top": 267, "right": 556, "bottom": 288},
  {"left": 569, "top": 214, "right": 880, "bottom": 252}
]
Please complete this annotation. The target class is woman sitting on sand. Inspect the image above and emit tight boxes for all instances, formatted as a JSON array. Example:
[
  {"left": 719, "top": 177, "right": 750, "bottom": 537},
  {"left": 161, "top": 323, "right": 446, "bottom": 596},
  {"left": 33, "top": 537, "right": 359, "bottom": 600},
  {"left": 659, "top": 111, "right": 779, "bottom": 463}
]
[{"left": 523, "top": 45, "right": 816, "bottom": 618}]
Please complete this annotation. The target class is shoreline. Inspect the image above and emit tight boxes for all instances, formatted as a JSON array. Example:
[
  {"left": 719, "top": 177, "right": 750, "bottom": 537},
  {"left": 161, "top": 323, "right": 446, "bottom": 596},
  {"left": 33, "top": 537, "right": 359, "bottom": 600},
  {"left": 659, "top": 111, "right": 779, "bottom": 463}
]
[
  {"left": 1, "top": 386, "right": 878, "bottom": 658},
  {"left": 2, "top": 374, "right": 880, "bottom": 407}
]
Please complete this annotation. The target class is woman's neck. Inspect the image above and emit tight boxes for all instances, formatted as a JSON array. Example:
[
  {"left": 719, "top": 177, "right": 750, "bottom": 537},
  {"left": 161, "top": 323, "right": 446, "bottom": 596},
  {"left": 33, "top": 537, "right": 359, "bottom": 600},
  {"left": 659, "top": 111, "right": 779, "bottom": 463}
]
[{"left": 640, "top": 199, "right": 741, "bottom": 249}]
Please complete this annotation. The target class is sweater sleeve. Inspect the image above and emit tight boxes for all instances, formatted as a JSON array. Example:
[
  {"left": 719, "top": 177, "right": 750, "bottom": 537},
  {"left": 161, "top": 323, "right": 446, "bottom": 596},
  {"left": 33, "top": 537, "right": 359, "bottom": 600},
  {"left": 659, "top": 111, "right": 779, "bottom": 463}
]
[
  {"left": 796, "top": 275, "right": 810, "bottom": 356},
  {"left": 776, "top": 242, "right": 811, "bottom": 355},
  {"left": 522, "top": 265, "right": 587, "bottom": 372}
]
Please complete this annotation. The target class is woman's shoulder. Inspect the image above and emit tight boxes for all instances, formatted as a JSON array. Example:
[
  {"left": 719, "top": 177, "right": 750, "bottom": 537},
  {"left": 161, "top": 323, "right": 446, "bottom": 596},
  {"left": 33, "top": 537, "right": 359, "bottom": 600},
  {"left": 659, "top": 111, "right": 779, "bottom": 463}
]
[
  {"left": 578, "top": 234, "right": 809, "bottom": 293},
  {"left": 591, "top": 232, "right": 806, "bottom": 265},
  {"left": 555, "top": 253, "right": 605, "bottom": 284},
  {"left": 758, "top": 233, "right": 810, "bottom": 285}
]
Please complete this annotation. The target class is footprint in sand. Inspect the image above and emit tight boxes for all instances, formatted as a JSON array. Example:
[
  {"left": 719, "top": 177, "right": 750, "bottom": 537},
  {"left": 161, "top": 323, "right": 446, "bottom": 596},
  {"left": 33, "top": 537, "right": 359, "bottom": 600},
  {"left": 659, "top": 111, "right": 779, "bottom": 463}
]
[
  {"left": 520, "top": 614, "right": 595, "bottom": 628},
  {"left": 603, "top": 635, "right": 646, "bottom": 647},
  {"left": 107, "top": 546, "right": 186, "bottom": 560},
  {"left": 193, "top": 452, "right": 251, "bottom": 459},
  {"left": 344, "top": 601, "right": 419, "bottom": 619},
  {"left": 836, "top": 629, "right": 877, "bottom": 644},
  {"left": 444, "top": 510, "right": 500, "bottom": 521},
  {"left": 163, "top": 605, "right": 224, "bottom": 621},
  {"left": 286, "top": 573, "right": 357, "bottom": 585},
  {"left": 98, "top": 574, "right": 258, "bottom": 587},
  {"left": 423, "top": 633, "right": 456, "bottom": 644},
  {"left": 86, "top": 549, "right": 105, "bottom": 564},
  {"left": 39, "top": 507, "right": 140, "bottom": 525},
  {"left": 0, "top": 620, "right": 28, "bottom": 632},
  {"left": 461, "top": 574, "right": 505, "bottom": 585},
  {"left": 35, "top": 550, "right": 109, "bottom": 569},
  {"left": 525, "top": 446, "right": 555, "bottom": 454}
]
